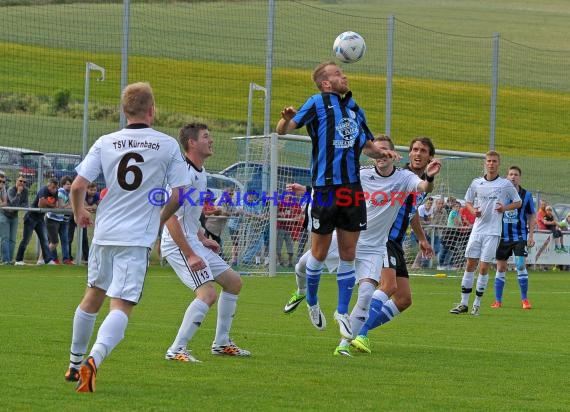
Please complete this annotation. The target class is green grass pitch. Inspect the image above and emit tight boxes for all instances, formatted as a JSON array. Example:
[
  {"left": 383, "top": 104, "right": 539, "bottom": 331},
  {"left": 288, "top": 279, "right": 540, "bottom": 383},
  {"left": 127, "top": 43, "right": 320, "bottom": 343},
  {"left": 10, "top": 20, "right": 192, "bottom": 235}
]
[{"left": 1, "top": 265, "right": 569, "bottom": 410}]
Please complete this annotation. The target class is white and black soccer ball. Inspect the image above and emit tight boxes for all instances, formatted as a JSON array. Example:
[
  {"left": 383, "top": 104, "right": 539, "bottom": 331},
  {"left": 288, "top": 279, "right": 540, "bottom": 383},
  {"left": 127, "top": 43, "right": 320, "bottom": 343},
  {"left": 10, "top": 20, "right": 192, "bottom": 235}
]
[{"left": 333, "top": 31, "right": 366, "bottom": 63}]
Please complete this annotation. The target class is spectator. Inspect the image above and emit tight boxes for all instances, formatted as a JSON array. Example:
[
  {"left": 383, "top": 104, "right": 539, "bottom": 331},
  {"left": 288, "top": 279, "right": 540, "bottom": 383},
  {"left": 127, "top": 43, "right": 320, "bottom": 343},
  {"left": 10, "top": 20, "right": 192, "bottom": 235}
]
[
  {"left": 432, "top": 198, "right": 448, "bottom": 226},
  {"left": 1, "top": 174, "right": 29, "bottom": 265},
  {"left": 418, "top": 197, "right": 434, "bottom": 224},
  {"left": 45, "top": 175, "right": 73, "bottom": 264},
  {"left": 538, "top": 205, "right": 567, "bottom": 252},
  {"left": 0, "top": 172, "right": 8, "bottom": 263},
  {"left": 432, "top": 198, "right": 448, "bottom": 269},
  {"left": 277, "top": 193, "right": 303, "bottom": 267},
  {"left": 293, "top": 184, "right": 312, "bottom": 261},
  {"left": 444, "top": 196, "right": 457, "bottom": 213},
  {"left": 68, "top": 182, "right": 100, "bottom": 263},
  {"left": 431, "top": 197, "right": 447, "bottom": 255},
  {"left": 199, "top": 191, "right": 218, "bottom": 235},
  {"left": 459, "top": 202, "right": 476, "bottom": 227},
  {"left": 439, "top": 201, "right": 462, "bottom": 270},
  {"left": 240, "top": 191, "right": 270, "bottom": 266},
  {"left": 204, "top": 189, "right": 232, "bottom": 252},
  {"left": 412, "top": 197, "right": 435, "bottom": 268},
  {"left": 226, "top": 191, "right": 243, "bottom": 266},
  {"left": 14, "top": 177, "right": 59, "bottom": 265}
]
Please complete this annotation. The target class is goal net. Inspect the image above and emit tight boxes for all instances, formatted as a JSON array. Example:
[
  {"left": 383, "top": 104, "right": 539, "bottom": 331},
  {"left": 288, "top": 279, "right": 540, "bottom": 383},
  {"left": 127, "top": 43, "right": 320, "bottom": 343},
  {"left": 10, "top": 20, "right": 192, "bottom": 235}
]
[{"left": 215, "top": 134, "right": 484, "bottom": 275}]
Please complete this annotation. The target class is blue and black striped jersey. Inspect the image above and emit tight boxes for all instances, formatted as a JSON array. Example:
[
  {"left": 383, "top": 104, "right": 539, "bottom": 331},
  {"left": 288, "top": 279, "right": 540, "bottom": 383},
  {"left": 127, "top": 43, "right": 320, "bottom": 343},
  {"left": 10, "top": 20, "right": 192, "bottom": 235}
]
[
  {"left": 292, "top": 91, "right": 374, "bottom": 187},
  {"left": 501, "top": 186, "right": 535, "bottom": 242}
]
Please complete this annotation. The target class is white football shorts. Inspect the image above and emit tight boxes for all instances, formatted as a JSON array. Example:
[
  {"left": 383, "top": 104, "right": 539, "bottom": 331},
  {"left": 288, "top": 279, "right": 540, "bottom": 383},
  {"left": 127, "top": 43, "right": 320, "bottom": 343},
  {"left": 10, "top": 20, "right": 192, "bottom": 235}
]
[
  {"left": 87, "top": 244, "right": 150, "bottom": 304},
  {"left": 355, "top": 247, "right": 388, "bottom": 283},
  {"left": 465, "top": 233, "right": 500, "bottom": 263},
  {"left": 165, "top": 241, "right": 230, "bottom": 291}
]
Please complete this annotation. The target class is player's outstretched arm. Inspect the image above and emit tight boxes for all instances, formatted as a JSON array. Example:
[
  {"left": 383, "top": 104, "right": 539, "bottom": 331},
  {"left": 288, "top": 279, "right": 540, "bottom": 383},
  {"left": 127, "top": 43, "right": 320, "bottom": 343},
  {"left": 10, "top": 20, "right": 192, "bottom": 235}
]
[
  {"left": 276, "top": 106, "right": 298, "bottom": 135},
  {"left": 362, "top": 139, "right": 401, "bottom": 160},
  {"left": 285, "top": 182, "right": 307, "bottom": 196},
  {"left": 417, "top": 158, "right": 442, "bottom": 193}
]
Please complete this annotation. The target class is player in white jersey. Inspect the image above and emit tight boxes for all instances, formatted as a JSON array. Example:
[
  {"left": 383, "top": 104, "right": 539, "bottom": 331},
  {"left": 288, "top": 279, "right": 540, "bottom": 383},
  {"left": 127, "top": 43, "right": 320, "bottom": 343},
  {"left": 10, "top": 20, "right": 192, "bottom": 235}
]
[
  {"left": 284, "top": 136, "right": 441, "bottom": 352},
  {"left": 342, "top": 136, "right": 440, "bottom": 355},
  {"left": 349, "top": 136, "right": 437, "bottom": 355},
  {"left": 450, "top": 150, "right": 521, "bottom": 316},
  {"left": 65, "top": 83, "right": 191, "bottom": 393},
  {"left": 161, "top": 123, "right": 250, "bottom": 362}
]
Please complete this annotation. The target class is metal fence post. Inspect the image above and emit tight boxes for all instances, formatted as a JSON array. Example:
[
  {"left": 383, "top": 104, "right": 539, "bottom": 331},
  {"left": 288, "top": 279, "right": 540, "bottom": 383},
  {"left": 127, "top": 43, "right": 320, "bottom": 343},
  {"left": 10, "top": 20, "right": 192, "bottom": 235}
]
[
  {"left": 267, "top": 0, "right": 277, "bottom": 276},
  {"left": 119, "top": 0, "right": 130, "bottom": 129},
  {"left": 385, "top": 14, "right": 395, "bottom": 136},
  {"left": 489, "top": 32, "right": 500, "bottom": 150}
]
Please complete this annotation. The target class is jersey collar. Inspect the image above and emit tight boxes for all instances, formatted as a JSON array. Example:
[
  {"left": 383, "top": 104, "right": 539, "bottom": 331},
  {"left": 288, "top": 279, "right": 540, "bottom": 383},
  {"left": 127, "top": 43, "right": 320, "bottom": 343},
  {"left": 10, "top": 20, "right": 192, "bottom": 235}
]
[
  {"left": 185, "top": 156, "right": 203, "bottom": 173},
  {"left": 374, "top": 165, "right": 396, "bottom": 178},
  {"left": 125, "top": 123, "right": 150, "bottom": 129}
]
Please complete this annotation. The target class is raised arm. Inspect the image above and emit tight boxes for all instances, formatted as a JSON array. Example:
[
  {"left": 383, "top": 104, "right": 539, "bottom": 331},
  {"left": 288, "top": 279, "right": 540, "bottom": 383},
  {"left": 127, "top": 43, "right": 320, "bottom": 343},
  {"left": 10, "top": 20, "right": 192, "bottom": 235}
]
[
  {"left": 276, "top": 106, "right": 298, "bottom": 135},
  {"left": 362, "top": 139, "right": 401, "bottom": 160},
  {"left": 416, "top": 158, "right": 442, "bottom": 193}
]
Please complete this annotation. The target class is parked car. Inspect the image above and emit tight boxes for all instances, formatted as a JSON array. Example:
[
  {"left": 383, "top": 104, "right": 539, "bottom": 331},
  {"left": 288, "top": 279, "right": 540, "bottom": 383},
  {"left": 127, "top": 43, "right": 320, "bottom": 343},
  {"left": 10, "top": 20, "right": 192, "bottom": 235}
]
[
  {"left": 552, "top": 203, "right": 570, "bottom": 222},
  {"left": 219, "top": 161, "right": 311, "bottom": 192},
  {"left": 44, "top": 153, "right": 105, "bottom": 188},
  {"left": 0, "top": 146, "right": 52, "bottom": 185},
  {"left": 206, "top": 173, "right": 244, "bottom": 201}
]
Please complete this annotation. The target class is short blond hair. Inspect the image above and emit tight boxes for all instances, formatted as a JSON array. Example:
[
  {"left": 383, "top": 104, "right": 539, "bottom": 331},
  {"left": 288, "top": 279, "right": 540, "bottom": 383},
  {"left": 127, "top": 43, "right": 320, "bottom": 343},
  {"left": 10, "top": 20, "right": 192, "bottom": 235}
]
[
  {"left": 373, "top": 134, "right": 394, "bottom": 150},
  {"left": 121, "top": 82, "right": 154, "bottom": 119},
  {"left": 485, "top": 150, "right": 500, "bottom": 161},
  {"left": 312, "top": 61, "right": 337, "bottom": 91}
]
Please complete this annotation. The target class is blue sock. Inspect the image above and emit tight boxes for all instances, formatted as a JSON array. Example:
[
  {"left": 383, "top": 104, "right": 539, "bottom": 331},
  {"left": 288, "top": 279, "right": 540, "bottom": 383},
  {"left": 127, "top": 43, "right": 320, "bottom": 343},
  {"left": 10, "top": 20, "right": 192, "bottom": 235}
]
[
  {"left": 518, "top": 271, "right": 529, "bottom": 300},
  {"left": 358, "top": 290, "right": 389, "bottom": 336},
  {"left": 305, "top": 254, "right": 323, "bottom": 306},
  {"left": 494, "top": 272, "right": 506, "bottom": 302},
  {"left": 373, "top": 300, "right": 400, "bottom": 328},
  {"left": 336, "top": 260, "right": 355, "bottom": 314},
  {"left": 358, "top": 297, "right": 383, "bottom": 337}
]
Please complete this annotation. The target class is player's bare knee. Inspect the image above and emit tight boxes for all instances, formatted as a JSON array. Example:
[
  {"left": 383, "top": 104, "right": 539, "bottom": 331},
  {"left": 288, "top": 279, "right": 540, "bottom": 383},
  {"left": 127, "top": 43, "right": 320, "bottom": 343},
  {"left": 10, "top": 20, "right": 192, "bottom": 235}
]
[
  {"left": 80, "top": 286, "right": 106, "bottom": 313},
  {"left": 217, "top": 269, "right": 242, "bottom": 295},
  {"left": 196, "top": 283, "right": 218, "bottom": 306}
]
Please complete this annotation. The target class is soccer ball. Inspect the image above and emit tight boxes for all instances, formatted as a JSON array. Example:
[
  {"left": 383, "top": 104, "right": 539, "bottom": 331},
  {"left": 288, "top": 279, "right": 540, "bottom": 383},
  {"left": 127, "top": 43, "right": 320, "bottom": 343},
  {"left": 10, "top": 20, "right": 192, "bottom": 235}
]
[{"left": 333, "top": 31, "right": 366, "bottom": 63}]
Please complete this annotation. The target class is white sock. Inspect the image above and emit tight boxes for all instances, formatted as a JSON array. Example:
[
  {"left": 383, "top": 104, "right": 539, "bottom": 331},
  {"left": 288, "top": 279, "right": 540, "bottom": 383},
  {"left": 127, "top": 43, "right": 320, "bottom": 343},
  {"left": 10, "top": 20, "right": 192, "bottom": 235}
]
[
  {"left": 170, "top": 298, "right": 209, "bottom": 351},
  {"left": 380, "top": 299, "right": 401, "bottom": 325},
  {"left": 460, "top": 271, "right": 475, "bottom": 306},
  {"left": 348, "top": 282, "right": 376, "bottom": 339},
  {"left": 89, "top": 309, "right": 129, "bottom": 368},
  {"left": 372, "top": 289, "right": 390, "bottom": 303},
  {"left": 69, "top": 307, "right": 97, "bottom": 369},
  {"left": 473, "top": 274, "right": 489, "bottom": 307},
  {"left": 214, "top": 291, "right": 238, "bottom": 346},
  {"left": 295, "top": 251, "right": 309, "bottom": 294}
]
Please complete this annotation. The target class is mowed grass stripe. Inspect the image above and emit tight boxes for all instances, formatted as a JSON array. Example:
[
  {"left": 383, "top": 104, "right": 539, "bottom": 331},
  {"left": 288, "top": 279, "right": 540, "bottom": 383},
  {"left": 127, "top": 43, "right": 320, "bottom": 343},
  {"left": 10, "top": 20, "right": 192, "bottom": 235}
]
[{"left": 2, "top": 42, "right": 570, "bottom": 158}]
